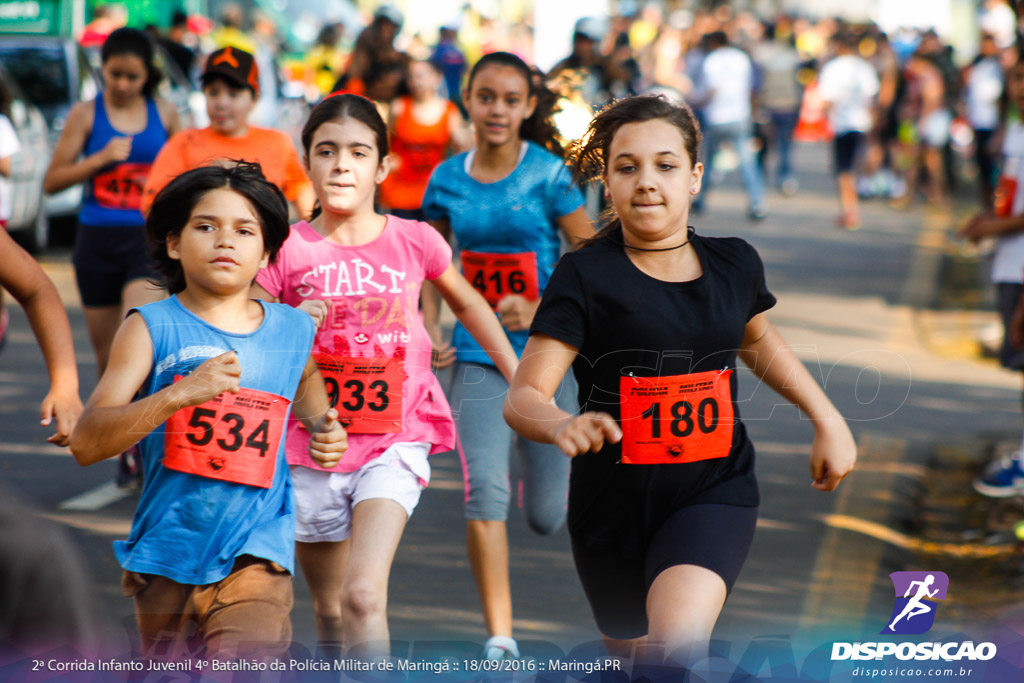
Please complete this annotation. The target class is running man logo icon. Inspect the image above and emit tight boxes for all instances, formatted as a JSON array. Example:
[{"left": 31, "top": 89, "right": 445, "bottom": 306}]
[{"left": 881, "top": 571, "right": 949, "bottom": 635}]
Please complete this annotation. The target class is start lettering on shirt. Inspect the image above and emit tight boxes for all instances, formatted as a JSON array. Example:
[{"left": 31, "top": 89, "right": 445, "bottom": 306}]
[{"left": 297, "top": 258, "right": 407, "bottom": 297}]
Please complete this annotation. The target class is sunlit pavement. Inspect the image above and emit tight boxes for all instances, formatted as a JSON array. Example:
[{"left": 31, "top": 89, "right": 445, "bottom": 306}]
[{"left": 3, "top": 140, "right": 1023, "bottom": 668}]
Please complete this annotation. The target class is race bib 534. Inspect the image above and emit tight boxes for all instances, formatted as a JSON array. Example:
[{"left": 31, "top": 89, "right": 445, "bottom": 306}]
[{"left": 164, "top": 383, "right": 290, "bottom": 488}]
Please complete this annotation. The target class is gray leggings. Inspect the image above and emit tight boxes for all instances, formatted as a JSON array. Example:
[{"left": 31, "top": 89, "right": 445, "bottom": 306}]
[{"left": 448, "top": 362, "right": 577, "bottom": 534}]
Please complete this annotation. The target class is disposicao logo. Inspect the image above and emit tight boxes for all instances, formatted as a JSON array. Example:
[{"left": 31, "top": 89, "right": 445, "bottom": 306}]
[
  {"left": 831, "top": 570, "right": 997, "bottom": 663},
  {"left": 882, "top": 571, "right": 948, "bottom": 635}
]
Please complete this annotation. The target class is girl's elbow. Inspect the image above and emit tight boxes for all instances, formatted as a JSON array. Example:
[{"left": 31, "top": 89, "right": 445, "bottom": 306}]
[
  {"left": 502, "top": 396, "right": 519, "bottom": 430},
  {"left": 42, "top": 176, "right": 65, "bottom": 195},
  {"left": 69, "top": 429, "right": 105, "bottom": 466},
  {"left": 69, "top": 442, "right": 97, "bottom": 466}
]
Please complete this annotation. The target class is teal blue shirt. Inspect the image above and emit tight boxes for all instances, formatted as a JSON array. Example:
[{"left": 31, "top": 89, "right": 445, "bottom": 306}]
[{"left": 422, "top": 142, "right": 586, "bottom": 364}]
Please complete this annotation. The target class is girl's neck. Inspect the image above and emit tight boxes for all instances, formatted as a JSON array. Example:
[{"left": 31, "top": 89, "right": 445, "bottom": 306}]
[
  {"left": 312, "top": 207, "right": 387, "bottom": 246},
  {"left": 176, "top": 287, "right": 264, "bottom": 333},
  {"left": 470, "top": 136, "right": 525, "bottom": 182},
  {"left": 620, "top": 224, "right": 702, "bottom": 283},
  {"left": 474, "top": 136, "right": 524, "bottom": 171},
  {"left": 214, "top": 124, "right": 250, "bottom": 139},
  {"left": 411, "top": 91, "right": 436, "bottom": 105},
  {"left": 103, "top": 90, "right": 144, "bottom": 111},
  {"left": 625, "top": 243, "right": 702, "bottom": 283}
]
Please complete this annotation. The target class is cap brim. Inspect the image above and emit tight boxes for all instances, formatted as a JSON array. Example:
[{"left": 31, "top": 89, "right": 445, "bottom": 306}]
[{"left": 201, "top": 72, "right": 252, "bottom": 93}]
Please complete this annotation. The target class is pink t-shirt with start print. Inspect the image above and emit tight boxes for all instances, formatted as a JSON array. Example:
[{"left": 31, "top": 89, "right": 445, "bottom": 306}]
[{"left": 256, "top": 216, "right": 455, "bottom": 475}]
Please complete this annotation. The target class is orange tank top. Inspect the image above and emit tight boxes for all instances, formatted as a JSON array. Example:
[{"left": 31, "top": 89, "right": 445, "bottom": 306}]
[{"left": 380, "top": 97, "right": 455, "bottom": 210}]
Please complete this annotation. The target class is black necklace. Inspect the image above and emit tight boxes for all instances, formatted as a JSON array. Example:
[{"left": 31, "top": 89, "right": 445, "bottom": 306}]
[{"left": 613, "top": 226, "right": 695, "bottom": 252}]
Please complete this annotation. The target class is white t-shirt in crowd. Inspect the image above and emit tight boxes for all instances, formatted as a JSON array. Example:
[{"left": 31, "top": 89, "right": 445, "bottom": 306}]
[
  {"left": 700, "top": 46, "right": 753, "bottom": 126},
  {"left": 992, "top": 122, "right": 1024, "bottom": 283},
  {"left": 0, "top": 114, "right": 21, "bottom": 222},
  {"left": 965, "top": 57, "right": 1003, "bottom": 131},
  {"left": 817, "top": 54, "right": 880, "bottom": 134},
  {"left": 980, "top": 1, "right": 1017, "bottom": 49}
]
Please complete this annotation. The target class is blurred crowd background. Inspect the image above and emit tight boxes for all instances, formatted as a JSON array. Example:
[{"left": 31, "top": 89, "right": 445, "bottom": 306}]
[{"left": 2, "top": 0, "right": 1024, "bottom": 246}]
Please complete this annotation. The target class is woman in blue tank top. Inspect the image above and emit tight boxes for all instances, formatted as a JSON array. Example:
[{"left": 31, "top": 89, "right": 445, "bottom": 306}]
[
  {"left": 44, "top": 28, "right": 180, "bottom": 371},
  {"left": 44, "top": 27, "right": 180, "bottom": 484}
]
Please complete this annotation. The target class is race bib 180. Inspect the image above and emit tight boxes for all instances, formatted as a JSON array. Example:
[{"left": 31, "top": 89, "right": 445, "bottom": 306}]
[{"left": 619, "top": 369, "right": 734, "bottom": 465}]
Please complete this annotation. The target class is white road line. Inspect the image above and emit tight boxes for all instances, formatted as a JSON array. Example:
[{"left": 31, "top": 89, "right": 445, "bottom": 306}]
[
  {"left": 58, "top": 482, "right": 132, "bottom": 511},
  {"left": 0, "top": 440, "right": 72, "bottom": 457}
]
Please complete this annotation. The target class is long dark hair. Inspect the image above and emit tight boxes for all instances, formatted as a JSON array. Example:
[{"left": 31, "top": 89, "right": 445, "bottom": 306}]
[
  {"left": 302, "top": 93, "right": 389, "bottom": 159},
  {"left": 570, "top": 95, "right": 702, "bottom": 245},
  {"left": 0, "top": 78, "right": 10, "bottom": 118},
  {"left": 300, "top": 93, "right": 389, "bottom": 219},
  {"left": 101, "top": 27, "right": 162, "bottom": 97},
  {"left": 466, "top": 52, "right": 564, "bottom": 157},
  {"left": 147, "top": 162, "right": 289, "bottom": 294}
]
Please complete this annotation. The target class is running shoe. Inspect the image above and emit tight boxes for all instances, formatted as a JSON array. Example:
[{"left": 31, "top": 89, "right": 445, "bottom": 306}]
[
  {"left": 973, "top": 450, "right": 1024, "bottom": 498},
  {"left": 0, "top": 308, "right": 8, "bottom": 354},
  {"left": 856, "top": 176, "right": 875, "bottom": 198},
  {"left": 116, "top": 444, "right": 144, "bottom": 490},
  {"left": 482, "top": 635, "right": 520, "bottom": 661},
  {"left": 837, "top": 211, "right": 861, "bottom": 231}
]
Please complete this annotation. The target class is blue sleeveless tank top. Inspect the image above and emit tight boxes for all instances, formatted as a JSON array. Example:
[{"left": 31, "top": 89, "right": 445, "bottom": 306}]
[
  {"left": 113, "top": 295, "right": 316, "bottom": 584},
  {"left": 79, "top": 95, "right": 167, "bottom": 227}
]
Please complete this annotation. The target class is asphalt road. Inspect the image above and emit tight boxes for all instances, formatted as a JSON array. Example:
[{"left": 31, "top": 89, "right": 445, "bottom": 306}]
[{"left": 2, "top": 142, "right": 1021, "bottom": 680}]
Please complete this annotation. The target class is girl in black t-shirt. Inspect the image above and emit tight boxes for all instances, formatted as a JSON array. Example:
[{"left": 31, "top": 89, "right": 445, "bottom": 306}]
[{"left": 504, "top": 96, "right": 856, "bottom": 668}]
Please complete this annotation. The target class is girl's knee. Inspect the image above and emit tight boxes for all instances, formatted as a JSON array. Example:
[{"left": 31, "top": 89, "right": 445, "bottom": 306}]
[
  {"left": 465, "top": 482, "right": 511, "bottom": 521},
  {"left": 311, "top": 594, "right": 344, "bottom": 622},
  {"left": 341, "top": 579, "right": 387, "bottom": 621},
  {"left": 525, "top": 508, "right": 566, "bottom": 536},
  {"left": 315, "top": 612, "right": 344, "bottom": 637}
]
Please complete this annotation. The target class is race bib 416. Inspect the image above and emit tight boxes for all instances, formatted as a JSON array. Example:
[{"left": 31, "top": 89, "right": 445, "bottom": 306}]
[{"left": 461, "top": 250, "right": 539, "bottom": 309}]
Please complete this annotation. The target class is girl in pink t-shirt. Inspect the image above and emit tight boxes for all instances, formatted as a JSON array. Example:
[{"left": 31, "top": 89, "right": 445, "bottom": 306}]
[{"left": 253, "top": 93, "right": 516, "bottom": 657}]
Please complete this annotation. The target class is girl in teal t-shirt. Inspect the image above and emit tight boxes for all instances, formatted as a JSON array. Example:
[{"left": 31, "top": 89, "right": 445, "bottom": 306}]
[{"left": 422, "top": 51, "right": 591, "bottom": 661}]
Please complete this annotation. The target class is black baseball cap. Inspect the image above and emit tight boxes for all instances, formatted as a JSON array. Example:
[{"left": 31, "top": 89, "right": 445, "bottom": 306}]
[{"left": 202, "top": 46, "right": 259, "bottom": 96}]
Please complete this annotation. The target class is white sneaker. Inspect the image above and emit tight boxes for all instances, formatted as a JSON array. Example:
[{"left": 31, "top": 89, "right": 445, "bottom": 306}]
[{"left": 482, "top": 635, "right": 519, "bottom": 660}]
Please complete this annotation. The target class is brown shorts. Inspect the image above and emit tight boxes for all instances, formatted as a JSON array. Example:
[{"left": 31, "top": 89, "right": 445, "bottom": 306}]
[{"left": 122, "top": 555, "right": 293, "bottom": 660}]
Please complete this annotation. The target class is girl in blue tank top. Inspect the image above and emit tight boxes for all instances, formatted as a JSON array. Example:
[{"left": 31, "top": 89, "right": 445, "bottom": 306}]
[
  {"left": 43, "top": 28, "right": 180, "bottom": 367},
  {"left": 79, "top": 94, "right": 167, "bottom": 227},
  {"left": 44, "top": 28, "right": 180, "bottom": 485}
]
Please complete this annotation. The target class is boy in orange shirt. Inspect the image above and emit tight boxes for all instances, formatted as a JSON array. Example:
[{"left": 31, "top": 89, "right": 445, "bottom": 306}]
[{"left": 142, "top": 47, "right": 315, "bottom": 219}]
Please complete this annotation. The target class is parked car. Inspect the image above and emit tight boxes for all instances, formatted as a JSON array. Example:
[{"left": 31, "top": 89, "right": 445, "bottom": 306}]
[
  {"left": 0, "top": 35, "right": 99, "bottom": 222},
  {"left": 0, "top": 63, "right": 50, "bottom": 252},
  {"left": 153, "top": 43, "right": 206, "bottom": 129}
]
